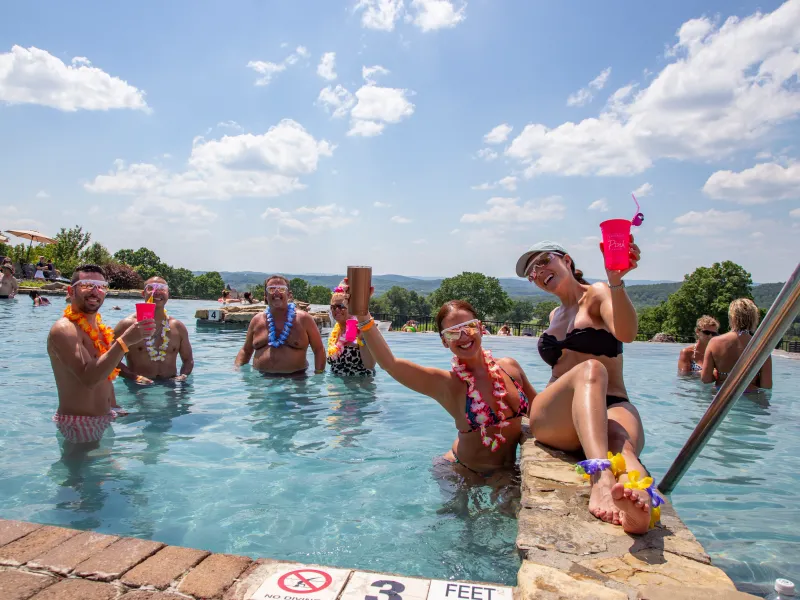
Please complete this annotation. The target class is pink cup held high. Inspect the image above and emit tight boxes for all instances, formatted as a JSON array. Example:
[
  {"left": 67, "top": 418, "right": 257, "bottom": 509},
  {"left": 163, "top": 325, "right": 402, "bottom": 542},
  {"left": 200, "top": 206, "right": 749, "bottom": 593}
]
[
  {"left": 345, "top": 318, "right": 359, "bottom": 343},
  {"left": 599, "top": 219, "right": 632, "bottom": 271},
  {"left": 135, "top": 303, "right": 156, "bottom": 321}
]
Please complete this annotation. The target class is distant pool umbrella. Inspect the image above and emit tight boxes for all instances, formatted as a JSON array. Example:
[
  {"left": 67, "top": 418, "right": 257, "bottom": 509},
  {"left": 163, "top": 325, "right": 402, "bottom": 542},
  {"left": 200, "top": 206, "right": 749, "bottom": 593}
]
[{"left": 5, "top": 229, "right": 57, "bottom": 262}]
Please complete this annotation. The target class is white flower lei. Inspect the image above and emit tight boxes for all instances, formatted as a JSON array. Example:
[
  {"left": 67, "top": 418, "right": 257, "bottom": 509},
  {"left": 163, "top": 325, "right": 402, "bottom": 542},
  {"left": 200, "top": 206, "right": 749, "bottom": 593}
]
[{"left": 146, "top": 313, "right": 171, "bottom": 361}]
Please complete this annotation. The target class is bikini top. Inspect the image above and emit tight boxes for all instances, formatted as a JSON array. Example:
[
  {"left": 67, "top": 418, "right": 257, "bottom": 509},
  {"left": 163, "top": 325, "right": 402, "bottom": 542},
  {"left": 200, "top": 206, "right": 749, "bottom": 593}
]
[
  {"left": 460, "top": 366, "right": 530, "bottom": 433},
  {"left": 538, "top": 327, "right": 623, "bottom": 368}
]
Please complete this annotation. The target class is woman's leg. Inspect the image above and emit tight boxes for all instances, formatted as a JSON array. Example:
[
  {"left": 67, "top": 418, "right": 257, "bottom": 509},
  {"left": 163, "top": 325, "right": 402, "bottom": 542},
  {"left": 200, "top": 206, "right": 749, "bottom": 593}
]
[
  {"left": 530, "top": 359, "right": 619, "bottom": 523},
  {"left": 607, "top": 403, "right": 651, "bottom": 534}
]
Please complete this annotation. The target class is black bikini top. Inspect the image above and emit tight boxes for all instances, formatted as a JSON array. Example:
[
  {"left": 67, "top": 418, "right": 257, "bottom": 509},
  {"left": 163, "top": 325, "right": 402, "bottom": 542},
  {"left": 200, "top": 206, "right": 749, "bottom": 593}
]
[{"left": 538, "top": 327, "right": 623, "bottom": 368}]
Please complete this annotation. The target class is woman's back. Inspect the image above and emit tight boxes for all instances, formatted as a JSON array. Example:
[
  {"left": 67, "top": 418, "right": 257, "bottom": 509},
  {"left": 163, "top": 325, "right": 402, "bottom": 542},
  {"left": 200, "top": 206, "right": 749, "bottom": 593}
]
[{"left": 703, "top": 331, "right": 772, "bottom": 390}]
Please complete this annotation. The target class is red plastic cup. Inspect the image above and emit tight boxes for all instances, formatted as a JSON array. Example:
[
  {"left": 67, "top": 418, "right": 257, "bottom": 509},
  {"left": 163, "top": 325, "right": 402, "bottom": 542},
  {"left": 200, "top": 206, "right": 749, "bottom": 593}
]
[
  {"left": 599, "top": 219, "right": 632, "bottom": 270},
  {"left": 135, "top": 302, "right": 156, "bottom": 321}
]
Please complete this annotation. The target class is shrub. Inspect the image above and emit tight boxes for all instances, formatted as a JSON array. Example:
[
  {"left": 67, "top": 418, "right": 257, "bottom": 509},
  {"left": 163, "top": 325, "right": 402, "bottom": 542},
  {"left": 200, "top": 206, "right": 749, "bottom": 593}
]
[{"left": 104, "top": 262, "right": 144, "bottom": 290}]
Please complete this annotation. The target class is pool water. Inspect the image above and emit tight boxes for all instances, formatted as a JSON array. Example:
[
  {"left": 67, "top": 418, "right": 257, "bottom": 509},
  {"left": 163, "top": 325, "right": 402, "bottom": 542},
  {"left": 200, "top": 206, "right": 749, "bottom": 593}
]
[{"left": 1, "top": 298, "right": 799, "bottom": 591}]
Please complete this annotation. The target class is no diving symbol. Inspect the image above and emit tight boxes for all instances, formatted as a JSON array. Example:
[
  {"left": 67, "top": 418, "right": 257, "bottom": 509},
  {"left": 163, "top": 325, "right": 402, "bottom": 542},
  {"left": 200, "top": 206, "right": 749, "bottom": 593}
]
[{"left": 278, "top": 569, "right": 333, "bottom": 594}]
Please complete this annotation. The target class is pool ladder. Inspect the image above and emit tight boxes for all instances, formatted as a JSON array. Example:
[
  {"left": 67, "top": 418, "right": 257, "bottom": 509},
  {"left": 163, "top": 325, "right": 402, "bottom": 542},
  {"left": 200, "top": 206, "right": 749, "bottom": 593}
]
[{"left": 659, "top": 262, "right": 800, "bottom": 495}]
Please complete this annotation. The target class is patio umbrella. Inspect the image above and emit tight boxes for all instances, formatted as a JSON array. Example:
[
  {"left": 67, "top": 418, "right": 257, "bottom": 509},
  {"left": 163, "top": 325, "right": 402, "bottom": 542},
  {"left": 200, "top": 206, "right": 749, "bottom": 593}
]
[{"left": 5, "top": 229, "right": 57, "bottom": 263}]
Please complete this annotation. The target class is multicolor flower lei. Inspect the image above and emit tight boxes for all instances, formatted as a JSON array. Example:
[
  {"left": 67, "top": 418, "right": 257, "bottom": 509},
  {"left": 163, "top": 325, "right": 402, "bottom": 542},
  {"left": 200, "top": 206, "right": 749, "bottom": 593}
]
[
  {"left": 63, "top": 305, "right": 120, "bottom": 381},
  {"left": 266, "top": 302, "right": 296, "bottom": 348},
  {"left": 327, "top": 322, "right": 364, "bottom": 359},
  {"left": 451, "top": 349, "right": 511, "bottom": 452},
  {"left": 146, "top": 313, "right": 170, "bottom": 362}
]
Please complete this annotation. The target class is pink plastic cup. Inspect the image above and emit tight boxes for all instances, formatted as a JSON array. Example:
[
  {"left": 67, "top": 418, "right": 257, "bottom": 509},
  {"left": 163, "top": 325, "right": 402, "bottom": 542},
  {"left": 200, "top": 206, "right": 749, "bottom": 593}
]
[
  {"left": 135, "top": 302, "right": 156, "bottom": 321},
  {"left": 599, "top": 219, "right": 632, "bottom": 270},
  {"left": 345, "top": 318, "right": 359, "bottom": 343}
]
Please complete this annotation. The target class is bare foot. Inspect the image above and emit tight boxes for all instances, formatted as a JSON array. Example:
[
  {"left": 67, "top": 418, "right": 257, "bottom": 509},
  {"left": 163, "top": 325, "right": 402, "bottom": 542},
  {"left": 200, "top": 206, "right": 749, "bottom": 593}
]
[
  {"left": 588, "top": 471, "right": 620, "bottom": 524},
  {"left": 611, "top": 483, "right": 650, "bottom": 534}
]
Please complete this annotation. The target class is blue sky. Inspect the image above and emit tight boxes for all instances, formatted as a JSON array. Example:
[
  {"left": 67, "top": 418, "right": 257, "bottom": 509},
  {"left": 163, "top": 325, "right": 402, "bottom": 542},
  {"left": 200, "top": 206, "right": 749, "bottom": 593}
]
[{"left": 1, "top": 0, "right": 799, "bottom": 283}]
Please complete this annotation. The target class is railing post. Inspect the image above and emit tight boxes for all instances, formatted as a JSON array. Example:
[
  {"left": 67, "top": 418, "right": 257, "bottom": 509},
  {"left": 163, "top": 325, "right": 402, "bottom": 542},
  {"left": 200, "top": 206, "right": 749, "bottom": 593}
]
[{"left": 658, "top": 263, "right": 800, "bottom": 495}]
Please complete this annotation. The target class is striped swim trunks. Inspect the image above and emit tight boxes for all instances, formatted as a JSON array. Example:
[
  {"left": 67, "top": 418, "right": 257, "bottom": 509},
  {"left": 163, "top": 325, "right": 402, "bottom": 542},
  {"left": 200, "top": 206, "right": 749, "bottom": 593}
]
[{"left": 52, "top": 411, "right": 117, "bottom": 444}]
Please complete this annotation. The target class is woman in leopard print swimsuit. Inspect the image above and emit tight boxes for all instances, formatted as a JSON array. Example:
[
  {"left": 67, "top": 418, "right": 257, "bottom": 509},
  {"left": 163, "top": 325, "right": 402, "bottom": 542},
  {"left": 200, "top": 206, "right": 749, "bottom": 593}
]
[{"left": 327, "top": 282, "right": 376, "bottom": 377}]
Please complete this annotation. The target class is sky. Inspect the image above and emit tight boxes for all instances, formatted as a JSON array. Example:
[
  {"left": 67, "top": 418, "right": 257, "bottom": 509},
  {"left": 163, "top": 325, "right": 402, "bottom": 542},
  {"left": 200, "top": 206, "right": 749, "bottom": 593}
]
[{"left": 1, "top": 0, "right": 799, "bottom": 283}]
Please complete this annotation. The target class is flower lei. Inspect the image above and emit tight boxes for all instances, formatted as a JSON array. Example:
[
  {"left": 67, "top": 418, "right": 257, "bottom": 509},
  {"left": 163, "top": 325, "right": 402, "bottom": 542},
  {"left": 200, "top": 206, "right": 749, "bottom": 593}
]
[
  {"left": 63, "top": 305, "right": 120, "bottom": 381},
  {"left": 146, "top": 313, "right": 170, "bottom": 361},
  {"left": 451, "top": 349, "right": 511, "bottom": 452},
  {"left": 266, "top": 302, "right": 296, "bottom": 348},
  {"left": 327, "top": 322, "right": 364, "bottom": 359}
]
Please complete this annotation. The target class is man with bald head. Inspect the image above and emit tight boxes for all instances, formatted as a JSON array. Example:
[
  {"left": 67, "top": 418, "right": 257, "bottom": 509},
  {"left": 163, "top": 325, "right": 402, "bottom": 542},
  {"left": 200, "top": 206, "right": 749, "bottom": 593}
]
[{"left": 114, "top": 276, "right": 194, "bottom": 384}]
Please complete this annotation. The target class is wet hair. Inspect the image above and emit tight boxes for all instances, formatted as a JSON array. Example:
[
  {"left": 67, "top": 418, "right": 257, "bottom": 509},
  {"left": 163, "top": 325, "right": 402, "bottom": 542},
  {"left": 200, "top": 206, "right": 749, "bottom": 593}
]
[
  {"left": 29, "top": 290, "right": 39, "bottom": 299},
  {"left": 71, "top": 264, "right": 106, "bottom": 283},
  {"left": 265, "top": 274, "right": 290, "bottom": 287},
  {"left": 695, "top": 315, "right": 720, "bottom": 332},
  {"left": 729, "top": 298, "right": 759, "bottom": 333},
  {"left": 221, "top": 289, "right": 230, "bottom": 298},
  {"left": 435, "top": 300, "right": 479, "bottom": 333}
]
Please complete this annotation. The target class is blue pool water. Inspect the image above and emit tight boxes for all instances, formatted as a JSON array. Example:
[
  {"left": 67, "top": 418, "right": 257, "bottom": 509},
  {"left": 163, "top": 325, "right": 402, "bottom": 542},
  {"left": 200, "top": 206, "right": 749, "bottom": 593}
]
[{"left": 0, "top": 298, "right": 798, "bottom": 591}]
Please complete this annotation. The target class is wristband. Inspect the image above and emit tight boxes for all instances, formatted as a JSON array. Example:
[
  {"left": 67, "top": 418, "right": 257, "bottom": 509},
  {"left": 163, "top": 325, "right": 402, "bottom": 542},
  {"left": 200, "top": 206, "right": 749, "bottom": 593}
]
[
  {"left": 314, "top": 369, "right": 325, "bottom": 375},
  {"left": 607, "top": 281, "right": 625, "bottom": 290},
  {"left": 359, "top": 319, "right": 375, "bottom": 332},
  {"left": 117, "top": 338, "right": 129, "bottom": 354}
]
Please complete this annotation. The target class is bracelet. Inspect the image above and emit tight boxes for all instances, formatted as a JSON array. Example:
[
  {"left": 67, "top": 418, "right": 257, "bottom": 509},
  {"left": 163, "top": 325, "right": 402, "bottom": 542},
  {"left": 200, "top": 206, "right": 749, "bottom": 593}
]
[
  {"left": 314, "top": 369, "right": 325, "bottom": 375},
  {"left": 117, "top": 338, "right": 129, "bottom": 354},
  {"left": 607, "top": 281, "right": 625, "bottom": 290},
  {"left": 358, "top": 319, "right": 375, "bottom": 332}
]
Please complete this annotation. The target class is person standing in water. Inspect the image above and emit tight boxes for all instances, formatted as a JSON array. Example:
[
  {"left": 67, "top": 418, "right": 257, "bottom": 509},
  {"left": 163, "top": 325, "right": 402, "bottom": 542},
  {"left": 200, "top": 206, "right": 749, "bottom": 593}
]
[
  {"left": 0, "top": 263, "right": 18, "bottom": 298},
  {"left": 702, "top": 298, "right": 772, "bottom": 392},
  {"left": 114, "top": 277, "right": 194, "bottom": 384},
  {"left": 327, "top": 280, "right": 376, "bottom": 377},
  {"left": 678, "top": 316, "right": 719, "bottom": 374},
  {"left": 234, "top": 275, "right": 325, "bottom": 375},
  {"left": 516, "top": 240, "right": 654, "bottom": 534},
  {"left": 47, "top": 265, "right": 155, "bottom": 447}
]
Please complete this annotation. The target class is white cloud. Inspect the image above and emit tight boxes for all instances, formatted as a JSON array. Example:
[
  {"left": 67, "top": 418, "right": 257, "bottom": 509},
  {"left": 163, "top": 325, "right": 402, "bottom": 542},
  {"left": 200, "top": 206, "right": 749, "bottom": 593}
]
[
  {"left": 450, "top": 228, "right": 460, "bottom": 234},
  {"left": 409, "top": 0, "right": 466, "bottom": 32},
  {"left": 260, "top": 203, "right": 354, "bottom": 235},
  {"left": 35, "top": 190, "right": 50, "bottom": 198},
  {"left": 348, "top": 82, "right": 414, "bottom": 136},
  {"left": 355, "top": 0, "right": 404, "bottom": 31},
  {"left": 632, "top": 182, "right": 653, "bottom": 197},
  {"left": 484, "top": 123, "right": 513, "bottom": 145},
  {"left": 373, "top": 201, "right": 391, "bottom": 207},
  {"left": 317, "top": 85, "right": 356, "bottom": 118},
  {"left": 476, "top": 148, "right": 498, "bottom": 161},
  {"left": 703, "top": 162, "right": 800, "bottom": 204},
  {"left": 471, "top": 182, "right": 493, "bottom": 191},
  {"left": 347, "top": 119, "right": 385, "bottom": 137},
  {"left": 750, "top": 231, "right": 765, "bottom": 239},
  {"left": 497, "top": 176, "right": 517, "bottom": 191},
  {"left": 461, "top": 196, "right": 566, "bottom": 224},
  {"left": 391, "top": 215, "right": 412, "bottom": 224},
  {"left": 672, "top": 208, "right": 750, "bottom": 235},
  {"left": 122, "top": 196, "right": 218, "bottom": 228},
  {"left": 588, "top": 198, "right": 609, "bottom": 212},
  {"left": 507, "top": 1, "right": 800, "bottom": 178},
  {"left": 790, "top": 208, "right": 800, "bottom": 218},
  {"left": 295, "top": 46, "right": 310, "bottom": 59},
  {"left": 566, "top": 67, "right": 612, "bottom": 107},
  {"left": 317, "top": 52, "right": 337, "bottom": 81},
  {"left": 0, "top": 46, "right": 149, "bottom": 112},
  {"left": 217, "top": 120, "right": 244, "bottom": 132},
  {"left": 362, "top": 65, "right": 390, "bottom": 84},
  {"left": 86, "top": 119, "right": 333, "bottom": 201},
  {"left": 247, "top": 46, "right": 309, "bottom": 86}
]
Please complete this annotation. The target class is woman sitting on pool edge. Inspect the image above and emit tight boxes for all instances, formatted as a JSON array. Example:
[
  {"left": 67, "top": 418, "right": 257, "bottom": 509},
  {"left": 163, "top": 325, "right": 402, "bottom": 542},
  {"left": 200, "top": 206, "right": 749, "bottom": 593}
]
[
  {"left": 677, "top": 315, "right": 719, "bottom": 374},
  {"left": 516, "top": 240, "right": 655, "bottom": 534},
  {"left": 327, "top": 281, "right": 376, "bottom": 377}
]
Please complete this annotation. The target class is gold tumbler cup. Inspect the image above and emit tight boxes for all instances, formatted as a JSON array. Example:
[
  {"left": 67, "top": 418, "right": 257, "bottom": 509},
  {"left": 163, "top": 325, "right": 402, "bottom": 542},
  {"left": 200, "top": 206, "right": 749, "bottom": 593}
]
[{"left": 347, "top": 266, "right": 372, "bottom": 316}]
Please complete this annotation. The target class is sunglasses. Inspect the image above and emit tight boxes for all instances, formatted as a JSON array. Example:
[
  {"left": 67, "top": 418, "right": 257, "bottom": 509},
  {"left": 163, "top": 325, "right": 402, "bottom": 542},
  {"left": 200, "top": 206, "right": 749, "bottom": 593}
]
[
  {"left": 526, "top": 252, "right": 562, "bottom": 281},
  {"left": 699, "top": 329, "right": 719, "bottom": 336},
  {"left": 145, "top": 283, "right": 169, "bottom": 293},
  {"left": 72, "top": 279, "right": 109, "bottom": 293},
  {"left": 440, "top": 319, "right": 482, "bottom": 342},
  {"left": 266, "top": 285, "right": 288, "bottom": 293},
  {"left": 330, "top": 304, "right": 347, "bottom": 311}
]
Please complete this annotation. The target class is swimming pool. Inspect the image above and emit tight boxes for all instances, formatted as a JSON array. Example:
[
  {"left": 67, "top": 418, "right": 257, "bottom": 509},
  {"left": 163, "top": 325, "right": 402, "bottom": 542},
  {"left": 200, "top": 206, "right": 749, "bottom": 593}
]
[{"left": 0, "top": 298, "right": 798, "bottom": 591}]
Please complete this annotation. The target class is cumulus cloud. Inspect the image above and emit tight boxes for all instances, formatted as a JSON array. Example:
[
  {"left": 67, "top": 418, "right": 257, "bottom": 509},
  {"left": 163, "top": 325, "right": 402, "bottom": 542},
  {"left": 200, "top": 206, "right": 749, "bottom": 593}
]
[
  {"left": 791, "top": 208, "right": 800, "bottom": 218},
  {"left": 391, "top": 215, "right": 412, "bottom": 223},
  {"left": 672, "top": 208, "right": 750, "bottom": 235},
  {"left": 409, "top": 0, "right": 466, "bottom": 32},
  {"left": 261, "top": 203, "right": 354, "bottom": 235},
  {"left": 484, "top": 123, "right": 513, "bottom": 145},
  {"left": 703, "top": 162, "right": 800, "bottom": 204},
  {"left": 347, "top": 68, "right": 414, "bottom": 136},
  {"left": 216, "top": 120, "right": 244, "bottom": 132},
  {"left": 472, "top": 176, "right": 517, "bottom": 191},
  {"left": 588, "top": 199, "right": 609, "bottom": 212},
  {"left": 354, "top": 0, "right": 404, "bottom": 31},
  {"left": 476, "top": 148, "right": 498, "bottom": 161},
  {"left": 354, "top": 0, "right": 466, "bottom": 32},
  {"left": 506, "top": 1, "right": 800, "bottom": 178},
  {"left": 247, "top": 46, "right": 309, "bottom": 86},
  {"left": 0, "top": 46, "right": 149, "bottom": 112},
  {"left": 632, "top": 182, "right": 653, "bottom": 197},
  {"left": 362, "top": 65, "right": 390, "bottom": 84},
  {"left": 86, "top": 119, "right": 333, "bottom": 201},
  {"left": 317, "top": 85, "right": 356, "bottom": 118},
  {"left": 566, "top": 67, "right": 612, "bottom": 107},
  {"left": 461, "top": 196, "right": 566, "bottom": 224},
  {"left": 317, "top": 52, "right": 337, "bottom": 81},
  {"left": 122, "top": 196, "right": 218, "bottom": 228}
]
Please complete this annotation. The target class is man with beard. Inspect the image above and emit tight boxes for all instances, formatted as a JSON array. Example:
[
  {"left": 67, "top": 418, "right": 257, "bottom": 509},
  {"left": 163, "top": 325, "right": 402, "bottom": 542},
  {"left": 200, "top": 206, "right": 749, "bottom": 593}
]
[
  {"left": 114, "top": 276, "right": 194, "bottom": 384},
  {"left": 234, "top": 275, "right": 325, "bottom": 375},
  {"left": 47, "top": 265, "right": 155, "bottom": 447}
]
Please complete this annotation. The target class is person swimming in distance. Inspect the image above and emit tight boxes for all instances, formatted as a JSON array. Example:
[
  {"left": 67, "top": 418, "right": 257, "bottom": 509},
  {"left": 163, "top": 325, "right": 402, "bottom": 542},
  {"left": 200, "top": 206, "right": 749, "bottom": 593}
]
[
  {"left": 113, "top": 277, "right": 194, "bottom": 385},
  {"left": 47, "top": 265, "right": 155, "bottom": 449},
  {"left": 242, "top": 291, "right": 258, "bottom": 304},
  {"left": 234, "top": 275, "right": 326, "bottom": 375},
  {"left": 327, "top": 280, "right": 376, "bottom": 377},
  {"left": 701, "top": 298, "right": 772, "bottom": 393},
  {"left": 678, "top": 315, "right": 719, "bottom": 374},
  {"left": 516, "top": 240, "right": 653, "bottom": 534},
  {"left": 29, "top": 290, "right": 51, "bottom": 306},
  {"left": 0, "top": 263, "right": 18, "bottom": 299},
  {"left": 498, "top": 324, "right": 512, "bottom": 336}
]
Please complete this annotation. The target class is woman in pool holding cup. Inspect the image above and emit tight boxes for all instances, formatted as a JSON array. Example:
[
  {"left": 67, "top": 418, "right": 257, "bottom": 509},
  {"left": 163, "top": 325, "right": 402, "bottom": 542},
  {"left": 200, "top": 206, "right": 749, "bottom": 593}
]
[{"left": 515, "top": 233, "right": 656, "bottom": 534}]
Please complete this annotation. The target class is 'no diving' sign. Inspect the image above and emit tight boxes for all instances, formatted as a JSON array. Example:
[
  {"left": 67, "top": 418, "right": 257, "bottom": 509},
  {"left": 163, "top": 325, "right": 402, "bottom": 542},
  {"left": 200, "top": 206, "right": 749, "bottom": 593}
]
[
  {"left": 278, "top": 570, "right": 333, "bottom": 594},
  {"left": 251, "top": 565, "right": 351, "bottom": 600}
]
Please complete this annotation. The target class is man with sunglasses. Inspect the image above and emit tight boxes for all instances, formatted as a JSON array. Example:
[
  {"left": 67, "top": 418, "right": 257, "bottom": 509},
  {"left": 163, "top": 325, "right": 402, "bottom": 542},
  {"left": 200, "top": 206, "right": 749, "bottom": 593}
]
[
  {"left": 47, "top": 265, "right": 156, "bottom": 448},
  {"left": 0, "top": 263, "right": 18, "bottom": 298},
  {"left": 114, "top": 277, "right": 195, "bottom": 384},
  {"left": 234, "top": 275, "right": 325, "bottom": 375}
]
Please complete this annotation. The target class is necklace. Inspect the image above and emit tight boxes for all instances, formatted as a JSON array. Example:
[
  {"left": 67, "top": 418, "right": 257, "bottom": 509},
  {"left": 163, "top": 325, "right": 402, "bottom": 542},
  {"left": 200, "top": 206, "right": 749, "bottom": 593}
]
[
  {"left": 327, "top": 322, "right": 364, "bottom": 359},
  {"left": 452, "top": 349, "right": 511, "bottom": 452},
  {"left": 146, "top": 312, "right": 170, "bottom": 361},
  {"left": 63, "top": 305, "right": 120, "bottom": 381},
  {"left": 266, "top": 303, "right": 296, "bottom": 348}
]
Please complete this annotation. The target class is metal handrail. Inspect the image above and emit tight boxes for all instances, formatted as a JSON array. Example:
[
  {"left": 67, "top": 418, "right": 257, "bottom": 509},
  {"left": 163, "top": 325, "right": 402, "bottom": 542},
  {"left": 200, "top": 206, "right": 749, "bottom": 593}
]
[{"left": 658, "top": 262, "right": 800, "bottom": 495}]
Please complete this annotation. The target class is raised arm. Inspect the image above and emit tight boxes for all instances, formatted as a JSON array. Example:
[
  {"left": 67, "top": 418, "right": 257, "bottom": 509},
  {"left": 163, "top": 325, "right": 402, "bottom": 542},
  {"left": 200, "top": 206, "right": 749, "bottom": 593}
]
[
  {"left": 304, "top": 313, "right": 326, "bottom": 373},
  {"left": 355, "top": 313, "right": 455, "bottom": 404},
  {"left": 234, "top": 316, "right": 257, "bottom": 367},
  {"left": 176, "top": 321, "right": 194, "bottom": 377},
  {"left": 597, "top": 236, "right": 640, "bottom": 343},
  {"left": 358, "top": 338, "right": 377, "bottom": 370}
]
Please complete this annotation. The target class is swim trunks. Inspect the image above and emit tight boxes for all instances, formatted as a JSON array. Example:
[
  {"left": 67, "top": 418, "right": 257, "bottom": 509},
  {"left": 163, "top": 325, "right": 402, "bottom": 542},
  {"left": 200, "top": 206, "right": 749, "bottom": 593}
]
[{"left": 52, "top": 411, "right": 117, "bottom": 444}]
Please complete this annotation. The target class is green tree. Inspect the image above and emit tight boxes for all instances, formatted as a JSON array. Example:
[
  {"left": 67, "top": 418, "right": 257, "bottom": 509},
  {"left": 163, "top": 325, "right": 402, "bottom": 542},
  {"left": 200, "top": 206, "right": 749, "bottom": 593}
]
[
  {"left": 663, "top": 261, "right": 753, "bottom": 337},
  {"left": 80, "top": 242, "right": 112, "bottom": 266},
  {"left": 51, "top": 225, "right": 92, "bottom": 276},
  {"left": 114, "top": 247, "right": 168, "bottom": 280},
  {"left": 638, "top": 302, "right": 668, "bottom": 339},
  {"left": 192, "top": 271, "right": 226, "bottom": 300},
  {"left": 377, "top": 286, "right": 431, "bottom": 316},
  {"left": 289, "top": 278, "right": 311, "bottom": 302},
  {"left": 166, "top": 267, "right": 196, "bottom": 297},
  {"left": 497, "top": 299, "right": 535, "bottom": 323},
  {"left": 530, "top": 300, "right": 559, "bottom": 325},
  {"left": 307, "top": 285, "right": 332, "bottom": 304},
  {"left": 429, "top": 272, "right": 512, "bottom": 319}
]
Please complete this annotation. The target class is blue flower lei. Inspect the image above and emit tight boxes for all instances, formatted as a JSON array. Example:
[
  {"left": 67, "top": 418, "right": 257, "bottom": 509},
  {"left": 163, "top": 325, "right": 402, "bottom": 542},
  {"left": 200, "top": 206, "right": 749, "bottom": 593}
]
[{"left": 265, "top": 302, "right": 296, "bottom": 348}]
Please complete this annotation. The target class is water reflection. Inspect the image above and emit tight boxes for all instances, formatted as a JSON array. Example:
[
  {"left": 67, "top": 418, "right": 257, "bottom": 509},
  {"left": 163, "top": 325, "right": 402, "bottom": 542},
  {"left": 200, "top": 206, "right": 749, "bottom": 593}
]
[{"left": 324, "top": 380, "right": 379, "bottom": 448}]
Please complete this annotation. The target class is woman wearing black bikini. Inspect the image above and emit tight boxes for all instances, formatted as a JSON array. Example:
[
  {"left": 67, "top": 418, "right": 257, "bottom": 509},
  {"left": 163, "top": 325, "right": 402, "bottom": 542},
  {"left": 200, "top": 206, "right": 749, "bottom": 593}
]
[{"left": 515, "top": 240, "right": 652, "bottom": 534}]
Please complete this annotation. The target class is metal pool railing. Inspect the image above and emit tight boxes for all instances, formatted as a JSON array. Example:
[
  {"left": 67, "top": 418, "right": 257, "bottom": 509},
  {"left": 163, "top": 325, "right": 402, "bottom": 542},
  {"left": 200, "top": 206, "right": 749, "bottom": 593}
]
[{"left": 658, "top": 262, "right": 800, "bottom": 495}]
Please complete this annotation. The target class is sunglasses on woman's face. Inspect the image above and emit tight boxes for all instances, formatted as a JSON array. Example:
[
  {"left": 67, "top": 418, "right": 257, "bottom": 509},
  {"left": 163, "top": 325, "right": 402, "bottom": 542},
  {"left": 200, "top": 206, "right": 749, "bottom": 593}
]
[
  {"left": 330, "top": 304, "right": 347, "bottom": 311},
  {"left": 526, "top": 252, "right": 562, "bottom": 282},
  {"left": 699, "top": 329, "right": 719, "bottom": 336},
  {"left": 440, "top": 319, "right": 482, "bottom": 342}
]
